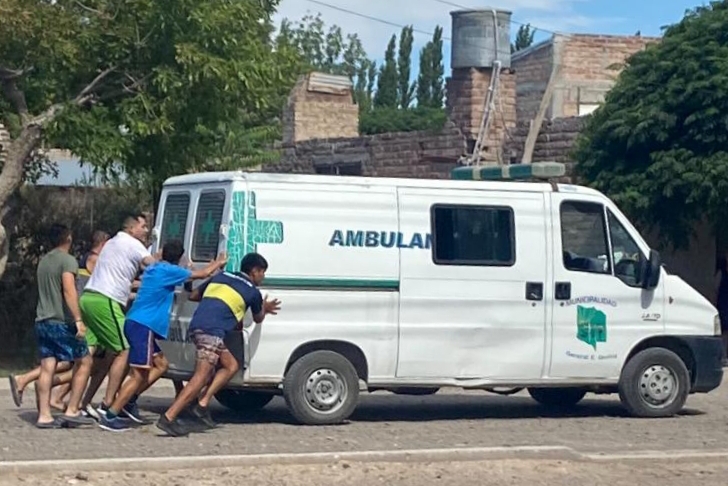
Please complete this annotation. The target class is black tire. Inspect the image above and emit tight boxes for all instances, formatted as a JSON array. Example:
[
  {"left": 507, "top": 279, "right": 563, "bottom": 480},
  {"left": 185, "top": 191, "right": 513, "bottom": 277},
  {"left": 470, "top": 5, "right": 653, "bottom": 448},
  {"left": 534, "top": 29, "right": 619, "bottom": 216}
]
[
  {"left": 618, "top": 347, "right": 690, "bottom": 418},
  {"left": 527, "top": 387, "right": 587, "bottom": 408},
  {"left": 392, "top": 387, "right": 440, "bottom": 396},
  {"left": 283, "top": 350, "right": 360, "bottom": 425},
  {"left": 214, "top": 389, "right": 275, "bottom": 412}
]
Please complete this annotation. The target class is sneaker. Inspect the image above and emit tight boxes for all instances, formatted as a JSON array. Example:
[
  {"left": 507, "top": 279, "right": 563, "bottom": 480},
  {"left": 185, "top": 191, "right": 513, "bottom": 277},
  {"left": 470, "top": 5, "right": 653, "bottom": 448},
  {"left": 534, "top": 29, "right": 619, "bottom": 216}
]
[
  {"left": 155, "top": 415, "right": 189, "bottom": 437},
  {"left": 121, "top": 401, "right": 151, "bottom": 425},
  {"left": 190, "top": 404, "right": 217, "bottom": 429},
  {"left": 98, "top": 414, "right": 131, "bottom": 432},
  {"left": 85, "top": 403, "right": 107, "bottom": 422}
]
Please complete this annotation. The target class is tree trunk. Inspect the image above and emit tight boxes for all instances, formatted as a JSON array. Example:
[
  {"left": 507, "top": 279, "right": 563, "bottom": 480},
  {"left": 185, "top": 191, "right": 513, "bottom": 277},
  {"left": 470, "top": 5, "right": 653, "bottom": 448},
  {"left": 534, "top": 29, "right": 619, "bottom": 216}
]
[{"left": 0, "top": 125, "right": 42, "bottom": 280}]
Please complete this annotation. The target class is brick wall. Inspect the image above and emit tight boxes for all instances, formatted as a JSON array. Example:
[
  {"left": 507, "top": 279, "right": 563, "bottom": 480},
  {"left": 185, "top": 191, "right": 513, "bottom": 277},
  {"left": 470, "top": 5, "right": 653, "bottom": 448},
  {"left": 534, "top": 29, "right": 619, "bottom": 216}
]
[
  {"left": 504, "top": 116, "right": 586, "bottom": 170},
  {"left": 282, "top": 74, "right": 360, "bottom": 144},
  {"left": 446, "top": 67, "right": 516, "bottom": 163},
  {"left": 555, "top": 34, "right": 657, "bottom": 117},
  {"left": 512, "top": 42, "right": 554, "bottom": 122},
  {"left": 266, "top": 121, "right": 466, "bottom": 179}
]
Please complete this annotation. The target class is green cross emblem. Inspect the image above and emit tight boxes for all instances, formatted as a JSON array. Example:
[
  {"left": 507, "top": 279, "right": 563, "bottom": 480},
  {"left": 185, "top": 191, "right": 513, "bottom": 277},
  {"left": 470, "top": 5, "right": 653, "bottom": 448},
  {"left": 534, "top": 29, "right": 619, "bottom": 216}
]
[
  {"left": 165, "top": 214, "right": 182, "bottom": 240},
  {"left": 226, "top": 191, "right": 283, "bottom": 272},
  {"left": 200, "top": 211, "right": 216, "bottom": 244}
]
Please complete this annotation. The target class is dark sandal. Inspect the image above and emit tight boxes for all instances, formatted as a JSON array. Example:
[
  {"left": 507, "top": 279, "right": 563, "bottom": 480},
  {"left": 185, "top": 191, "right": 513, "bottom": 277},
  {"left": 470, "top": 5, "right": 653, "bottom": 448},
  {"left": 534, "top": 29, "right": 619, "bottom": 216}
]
[
  {"left": 8, "top": 375, "right": 22, "bottom": 408},
  {"left": 35, "top": 417, "right": 65, "bottom": 429}
]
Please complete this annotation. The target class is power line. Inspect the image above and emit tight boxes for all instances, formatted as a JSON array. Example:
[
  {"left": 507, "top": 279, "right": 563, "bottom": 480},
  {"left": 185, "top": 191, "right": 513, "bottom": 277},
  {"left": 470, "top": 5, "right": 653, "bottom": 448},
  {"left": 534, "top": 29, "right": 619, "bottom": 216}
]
[
  {"left": 304, "top": 0, "right": 452, "bottom": 40},
  {"left": 432, "top": 0, "right": 559, "bottom": 36}
]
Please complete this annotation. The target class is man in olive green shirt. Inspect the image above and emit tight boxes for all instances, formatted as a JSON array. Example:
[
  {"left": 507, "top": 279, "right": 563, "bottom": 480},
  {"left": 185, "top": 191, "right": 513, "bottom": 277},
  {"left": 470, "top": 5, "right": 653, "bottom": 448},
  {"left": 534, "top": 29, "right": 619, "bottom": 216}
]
[{"left": 33, "top": 224, "right": 94, "bottom": 428}]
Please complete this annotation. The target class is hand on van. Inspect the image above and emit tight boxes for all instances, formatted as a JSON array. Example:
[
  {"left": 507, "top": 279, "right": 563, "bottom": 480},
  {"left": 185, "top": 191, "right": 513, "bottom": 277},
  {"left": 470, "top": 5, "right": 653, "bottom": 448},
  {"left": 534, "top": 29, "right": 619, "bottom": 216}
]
[
  {"left": 253, "top": 296, "right": 281, "bottom": 323},
  {"left": 189, "top": 252, "right": 228, "bottom": 280}
]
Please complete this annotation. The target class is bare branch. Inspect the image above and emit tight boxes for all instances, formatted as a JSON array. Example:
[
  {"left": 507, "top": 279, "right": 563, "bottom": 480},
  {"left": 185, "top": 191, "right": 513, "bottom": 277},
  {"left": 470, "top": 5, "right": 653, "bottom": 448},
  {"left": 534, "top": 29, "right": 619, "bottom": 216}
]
[
  {"left": 1, "top": 78, "right": 30, "bottom": 125},
  {"left": 73, "top": 0, "right": 106, "bottom": 17},
  {"left": 28, "top": 103, "right": 65, "bottom": 127},
  {"left": 74, "top": 65, "right": 117, "bottom": 103},
  {"left": 0, "top": 66, "right": 33, "bottom": 80}
]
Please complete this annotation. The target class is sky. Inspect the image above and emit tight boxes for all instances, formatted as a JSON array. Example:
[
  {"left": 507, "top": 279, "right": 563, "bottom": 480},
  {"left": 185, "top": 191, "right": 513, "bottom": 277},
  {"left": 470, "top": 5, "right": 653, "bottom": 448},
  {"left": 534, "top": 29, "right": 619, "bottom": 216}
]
[{"left": 273, "top": 0, "right": 706, "bottom": 74}]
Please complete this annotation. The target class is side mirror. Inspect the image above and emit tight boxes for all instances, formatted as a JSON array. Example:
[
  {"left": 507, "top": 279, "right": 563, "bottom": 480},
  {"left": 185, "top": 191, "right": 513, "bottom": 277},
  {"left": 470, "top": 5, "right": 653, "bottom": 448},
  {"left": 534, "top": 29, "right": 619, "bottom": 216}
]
[{"left": 641, "top": 250, "right": 661, "bottom": 290}]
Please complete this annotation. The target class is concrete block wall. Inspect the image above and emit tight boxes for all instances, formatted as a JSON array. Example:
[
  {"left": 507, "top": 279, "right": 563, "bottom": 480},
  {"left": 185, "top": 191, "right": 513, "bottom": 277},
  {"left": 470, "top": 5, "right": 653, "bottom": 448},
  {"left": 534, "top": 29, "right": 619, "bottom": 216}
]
[
  {"left": 282, "top": 74, "right": 360, "bottom": 144},
  {"left": 266, "top": 120, "right": 466, "bottom": 179}
]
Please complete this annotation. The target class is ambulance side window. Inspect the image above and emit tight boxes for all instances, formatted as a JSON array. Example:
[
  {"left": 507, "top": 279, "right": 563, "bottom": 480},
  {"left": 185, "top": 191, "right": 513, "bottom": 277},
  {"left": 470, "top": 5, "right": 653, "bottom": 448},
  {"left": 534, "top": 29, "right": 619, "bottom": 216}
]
[
  {"left": 607, "top": 210, "right": 645, "bottom": 287},
  {"left": 560, "top": 201, "right": 611, "bottom": 275},
  {"left": 159, "top": 193, "right": 190, "bottom": 248},
  {"left": 431, "top": 204, "right": 515, "bottom": 266},
  {"left": 191, "top": 190, "right": 226, "bottom": 262}
]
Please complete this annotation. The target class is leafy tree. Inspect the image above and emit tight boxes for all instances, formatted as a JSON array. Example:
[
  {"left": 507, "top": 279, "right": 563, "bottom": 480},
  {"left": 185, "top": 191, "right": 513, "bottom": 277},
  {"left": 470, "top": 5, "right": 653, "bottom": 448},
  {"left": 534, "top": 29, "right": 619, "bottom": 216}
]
[
  {"left": 574, "top": 2, "right": 728, "bottom": 248},
  {"left": 416, "top": 26, "right": 445, "bottom": 108},
  {"left": 374, "top": 35, "right": 399, "bottom": 108},
  {"left": 416, "top": 43, "right": 434, "bottom": 108},
  {"left": 360, "top": 106, "right": 447, "bottom": 135},
  {"left": 430, "top": 26, "right": 445, "bottom": 109},
  {"left": 511, "top": 24, "right": 536, "bottom": 53},
  {"left": 275, "top": 13, "right": 372, "bottom": 109},
  {"left": 0, "top": 0, "right": 298, "bottom": 279},
  {"left": 397, "top": 26, "right": 415, "bottom": 109}
]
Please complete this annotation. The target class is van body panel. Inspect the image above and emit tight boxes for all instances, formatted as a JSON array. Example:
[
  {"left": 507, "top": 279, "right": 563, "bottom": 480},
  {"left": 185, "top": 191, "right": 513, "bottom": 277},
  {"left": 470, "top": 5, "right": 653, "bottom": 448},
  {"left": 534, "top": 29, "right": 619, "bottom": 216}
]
[{"left": 396, "top": 188, "right": 548, "bottom": 379}]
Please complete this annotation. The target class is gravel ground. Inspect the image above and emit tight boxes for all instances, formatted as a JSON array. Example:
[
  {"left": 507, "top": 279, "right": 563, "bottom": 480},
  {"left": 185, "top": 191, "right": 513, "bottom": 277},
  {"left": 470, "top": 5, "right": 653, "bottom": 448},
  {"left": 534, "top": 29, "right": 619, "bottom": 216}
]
[
  {"left": 2, "top": 459, "right": 728, "bottom": 486},
  {"left": 1, "top": 380, "right": 726, "bottom": 462}
]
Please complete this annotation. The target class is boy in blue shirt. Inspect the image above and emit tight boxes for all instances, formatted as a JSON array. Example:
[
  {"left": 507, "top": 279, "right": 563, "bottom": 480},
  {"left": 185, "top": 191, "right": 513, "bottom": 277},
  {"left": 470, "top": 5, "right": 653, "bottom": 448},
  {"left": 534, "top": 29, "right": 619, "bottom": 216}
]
[
  {"left": 98, "top": 241, "right": 226, "bottom": 432},
  {"left": 156, "top": 252, "right": 280, "bottom": 437}
]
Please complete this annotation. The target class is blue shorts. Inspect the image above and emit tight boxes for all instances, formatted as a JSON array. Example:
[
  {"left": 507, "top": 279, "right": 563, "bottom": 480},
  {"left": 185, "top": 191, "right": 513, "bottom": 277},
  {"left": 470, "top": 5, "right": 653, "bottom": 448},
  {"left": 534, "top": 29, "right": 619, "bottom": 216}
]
[
  {"left": 124, "top": 319, "right": 162, "bottom": 368},
  {"left": 35, "top": 320, "right": 89, "bottom": 362}
]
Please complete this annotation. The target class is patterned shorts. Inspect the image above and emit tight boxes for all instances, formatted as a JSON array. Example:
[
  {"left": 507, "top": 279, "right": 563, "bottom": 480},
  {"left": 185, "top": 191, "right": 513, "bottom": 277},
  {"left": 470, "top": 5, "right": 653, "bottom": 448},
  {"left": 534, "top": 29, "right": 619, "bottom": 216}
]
[
  {"left": 35, "top": 320, "right": 89, "bottom": 362},
  {"left": 189, "top": 329, "right": 227, "bottom": 366}
]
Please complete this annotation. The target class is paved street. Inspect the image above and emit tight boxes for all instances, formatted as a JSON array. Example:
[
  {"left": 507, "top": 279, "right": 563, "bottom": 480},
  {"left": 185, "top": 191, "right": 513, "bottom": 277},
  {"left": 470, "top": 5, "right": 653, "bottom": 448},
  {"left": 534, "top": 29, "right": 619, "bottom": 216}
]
[
  {"left": 1, "top": 379, "right": 727, "bottom": 463},
  {"left": 3, "top": 458, "right": 728, "bottom": 486}
]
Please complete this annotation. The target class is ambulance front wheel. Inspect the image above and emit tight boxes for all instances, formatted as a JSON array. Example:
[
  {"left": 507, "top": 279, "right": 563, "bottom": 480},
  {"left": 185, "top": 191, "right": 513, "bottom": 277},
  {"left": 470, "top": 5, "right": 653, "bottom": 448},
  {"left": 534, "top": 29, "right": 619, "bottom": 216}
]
[
  {"left": 283, "top": 350, "right": 360, "bottom": 425},
  {"left": 618, "top": 347, "right": 690, "bottom": 418}
]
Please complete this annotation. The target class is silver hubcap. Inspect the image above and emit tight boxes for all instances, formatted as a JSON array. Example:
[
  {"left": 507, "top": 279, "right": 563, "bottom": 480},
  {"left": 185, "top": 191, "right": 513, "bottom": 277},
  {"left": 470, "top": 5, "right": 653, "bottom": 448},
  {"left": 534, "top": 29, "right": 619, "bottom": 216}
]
[
  {"left": 304, "top": 368, "right": 347, "bottom": 414},
  {"left": 639, "top": 364, "right": 678, "bottom": 408}
]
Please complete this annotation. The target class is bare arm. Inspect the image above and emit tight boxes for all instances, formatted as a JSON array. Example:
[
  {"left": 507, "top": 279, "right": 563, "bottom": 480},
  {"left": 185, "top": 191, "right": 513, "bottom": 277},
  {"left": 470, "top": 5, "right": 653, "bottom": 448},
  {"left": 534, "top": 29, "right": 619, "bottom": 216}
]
[
  {"left": 189, "top": 253, "right": 228, "bottom": 280},
  {"left": 253, "top": 295, "right": 281, "bottom": 324},
  {"left": 61, "top": 272, "right": 85, "bottom": 337},
  {"left": 86, "top": 253, "right": 99, "bottom": 274}
]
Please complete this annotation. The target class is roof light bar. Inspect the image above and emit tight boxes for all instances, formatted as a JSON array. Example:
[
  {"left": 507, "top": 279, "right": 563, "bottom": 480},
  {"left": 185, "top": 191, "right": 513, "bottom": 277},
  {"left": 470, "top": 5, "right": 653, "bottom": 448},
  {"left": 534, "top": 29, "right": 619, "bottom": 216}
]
[{"left": 451, "top": 162, "right": 566, "bottom": 181}]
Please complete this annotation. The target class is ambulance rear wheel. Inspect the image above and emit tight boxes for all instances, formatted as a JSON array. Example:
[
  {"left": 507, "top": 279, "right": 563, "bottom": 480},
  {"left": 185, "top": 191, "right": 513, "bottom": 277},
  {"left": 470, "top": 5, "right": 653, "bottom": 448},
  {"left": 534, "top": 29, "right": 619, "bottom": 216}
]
[
  {"left": 527, "top": 387, "right": 587, "bottom": 408},
  {"left": 618, "top": 347, "right": 690, "bottom": 418},
  {"left": 214, "top": 389, "right": 275, "bottom": 412},
  {"left": 283, "top": 350, "right": 360, "bottom": 425}
]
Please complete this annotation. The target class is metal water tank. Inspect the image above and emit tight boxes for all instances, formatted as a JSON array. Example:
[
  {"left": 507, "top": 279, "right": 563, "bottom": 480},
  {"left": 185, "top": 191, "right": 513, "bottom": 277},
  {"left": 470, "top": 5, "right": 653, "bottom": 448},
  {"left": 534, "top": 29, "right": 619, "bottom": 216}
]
[{"left": 450, "top": 9, "right": 512, "bottom": 69}]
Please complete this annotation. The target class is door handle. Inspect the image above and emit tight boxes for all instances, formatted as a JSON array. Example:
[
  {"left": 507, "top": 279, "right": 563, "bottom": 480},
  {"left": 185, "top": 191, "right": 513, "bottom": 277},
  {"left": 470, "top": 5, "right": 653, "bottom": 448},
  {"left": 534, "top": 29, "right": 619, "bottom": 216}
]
[
  {"left": 555, "top": 282, "right": 571, "bottom": 300},
  {"left": 526, "top": 282, "right": 544, "bottom": 301}
]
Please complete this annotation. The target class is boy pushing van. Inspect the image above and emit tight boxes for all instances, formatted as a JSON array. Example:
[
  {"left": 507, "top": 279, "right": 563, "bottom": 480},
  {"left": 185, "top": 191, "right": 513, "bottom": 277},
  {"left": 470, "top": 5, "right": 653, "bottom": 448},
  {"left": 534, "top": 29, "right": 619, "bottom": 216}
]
[
  {"left": 157, "top": 252, "right": 281, "bottom": 437},
  {"left": 98, "top": 241, "right": 227, "bottom": 432}
]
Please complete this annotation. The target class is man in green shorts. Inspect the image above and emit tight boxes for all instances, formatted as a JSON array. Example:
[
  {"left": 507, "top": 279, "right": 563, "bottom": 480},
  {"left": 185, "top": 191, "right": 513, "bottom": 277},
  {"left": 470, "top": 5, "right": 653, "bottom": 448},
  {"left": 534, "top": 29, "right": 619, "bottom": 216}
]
[{"left": 78, "top": 214, "right": 157, "bottom": 420}]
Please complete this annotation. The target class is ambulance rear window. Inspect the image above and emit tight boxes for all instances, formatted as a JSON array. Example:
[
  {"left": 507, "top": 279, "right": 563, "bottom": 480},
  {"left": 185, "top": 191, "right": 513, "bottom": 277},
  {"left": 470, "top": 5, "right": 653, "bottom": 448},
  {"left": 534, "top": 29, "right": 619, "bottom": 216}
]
[{"left": 159, "top": 193, "right": 190, "bottom": 248}]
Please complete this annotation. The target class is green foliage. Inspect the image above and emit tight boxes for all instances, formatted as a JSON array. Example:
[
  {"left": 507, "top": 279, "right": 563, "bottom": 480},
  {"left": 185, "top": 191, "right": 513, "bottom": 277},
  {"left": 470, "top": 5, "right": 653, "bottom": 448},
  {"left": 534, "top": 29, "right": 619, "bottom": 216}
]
[
  {"left": 275, "top": 13, "right": 373, "bottom": 109},
  {"left": 511, "top": 24, "right": 536, "bottom": 53},
  {"left": 574, "top": 1, "right": 728, "bottom": 248},
  {"left": 397, "top": 26, "right": 415, "bottom": 109},
  {"left": 360, "top": 106, "right": 447, "bottom": 135},
  {"left": 0, "top": 0, "right": 298, "bottom": 187},
  {"left": 374, "top": 35, "right": 399, "bottom": 108},
  {"left": 416, "top": 26, "right": 445, "bottom": 108}
]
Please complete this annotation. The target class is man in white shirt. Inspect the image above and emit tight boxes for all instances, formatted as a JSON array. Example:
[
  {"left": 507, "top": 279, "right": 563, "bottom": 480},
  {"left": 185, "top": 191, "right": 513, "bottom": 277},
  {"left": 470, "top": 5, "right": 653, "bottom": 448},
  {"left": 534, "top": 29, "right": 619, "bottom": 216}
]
[{"left": 77, "top": 214, "right": 157, "bottom": 419}]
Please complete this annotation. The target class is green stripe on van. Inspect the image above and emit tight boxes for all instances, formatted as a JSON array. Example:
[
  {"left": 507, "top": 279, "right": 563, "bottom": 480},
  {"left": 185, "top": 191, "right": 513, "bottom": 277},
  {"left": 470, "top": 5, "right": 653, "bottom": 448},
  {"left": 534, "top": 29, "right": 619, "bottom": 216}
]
[{"left": 261, "top": 277, "right": 399, "bottom": 291}]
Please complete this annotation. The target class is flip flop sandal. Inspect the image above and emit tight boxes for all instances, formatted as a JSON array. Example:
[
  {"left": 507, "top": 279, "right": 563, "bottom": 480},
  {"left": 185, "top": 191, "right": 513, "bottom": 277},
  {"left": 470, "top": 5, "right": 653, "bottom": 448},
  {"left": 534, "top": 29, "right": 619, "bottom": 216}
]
[
  {"left": 60, "top": 414, "right": 96, "bottom": 427},
  {"left": 8, "top": 375, "right": 22, "bottom": 408},
  {"left": 35, "top": 417, "right": 65, "bottom": 429}
]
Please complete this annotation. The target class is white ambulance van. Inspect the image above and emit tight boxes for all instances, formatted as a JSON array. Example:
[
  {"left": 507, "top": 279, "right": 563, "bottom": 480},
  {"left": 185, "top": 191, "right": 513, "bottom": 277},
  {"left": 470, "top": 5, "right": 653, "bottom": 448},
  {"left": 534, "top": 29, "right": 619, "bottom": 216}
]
[{"left": 151, "top": 162, "right": 724, "bottom": 425}]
